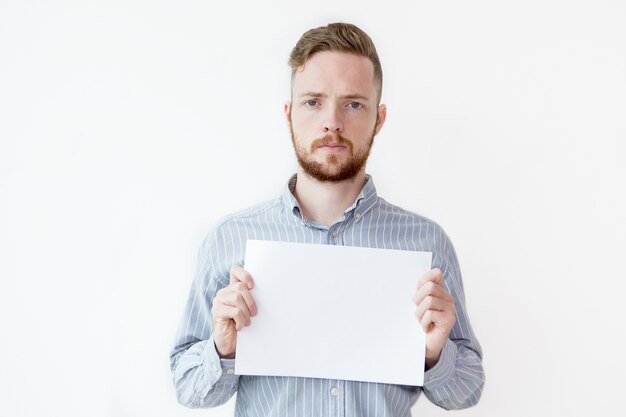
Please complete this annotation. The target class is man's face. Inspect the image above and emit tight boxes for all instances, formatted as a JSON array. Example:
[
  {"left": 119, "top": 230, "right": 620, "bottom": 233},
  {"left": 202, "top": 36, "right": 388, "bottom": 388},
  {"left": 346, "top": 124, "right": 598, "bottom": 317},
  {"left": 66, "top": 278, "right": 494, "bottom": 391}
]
[{"left": 285, "top": 51, "right": 386, "bottom": 182}]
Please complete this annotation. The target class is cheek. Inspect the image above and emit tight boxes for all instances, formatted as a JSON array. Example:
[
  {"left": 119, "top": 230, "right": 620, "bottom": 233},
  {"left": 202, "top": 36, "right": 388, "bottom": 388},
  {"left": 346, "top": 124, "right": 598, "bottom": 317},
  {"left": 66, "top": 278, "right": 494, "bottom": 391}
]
[
  {"left": 291, "top": 121, "right": 319, "bottom": 142},
  {"left": 291, "top": 110, "right": 319, "bottom": 128},
  {"left": 345, "top": 110, "right": 376, "bottom": 127},
  {"left": 344, "top": 119, "right": 374, "bottom": 137}
]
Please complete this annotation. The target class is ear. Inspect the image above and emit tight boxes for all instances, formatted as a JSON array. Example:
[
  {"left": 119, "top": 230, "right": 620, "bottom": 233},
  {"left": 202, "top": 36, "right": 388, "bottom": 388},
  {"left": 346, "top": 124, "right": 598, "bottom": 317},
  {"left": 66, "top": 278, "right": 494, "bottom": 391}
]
[
  {"left": 374, "top": 104, "right": 387, "bottom": 136},
  {"left": 284, "top": 101, "right": 292, "bottom": 126}
]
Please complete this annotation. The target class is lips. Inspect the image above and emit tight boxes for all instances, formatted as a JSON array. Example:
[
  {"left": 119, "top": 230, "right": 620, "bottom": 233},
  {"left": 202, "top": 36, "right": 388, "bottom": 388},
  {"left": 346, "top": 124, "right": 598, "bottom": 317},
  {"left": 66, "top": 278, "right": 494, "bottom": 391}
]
[
  {"left": 309, "top": 134, "right": 353, "bottom": 153},
  {"left": 318, "top": 144, "right": 347, "bottom": 153}
]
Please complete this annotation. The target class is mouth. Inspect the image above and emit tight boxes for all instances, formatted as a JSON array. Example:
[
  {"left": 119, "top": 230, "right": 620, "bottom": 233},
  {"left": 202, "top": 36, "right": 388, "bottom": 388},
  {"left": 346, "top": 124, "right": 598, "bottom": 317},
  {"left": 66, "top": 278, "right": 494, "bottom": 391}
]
[
  {"left": 311, "top": 134, "right": 352, "bottom": 154},
  {"left": 318, "top": 144, "right": 347, "bottom": 152}
]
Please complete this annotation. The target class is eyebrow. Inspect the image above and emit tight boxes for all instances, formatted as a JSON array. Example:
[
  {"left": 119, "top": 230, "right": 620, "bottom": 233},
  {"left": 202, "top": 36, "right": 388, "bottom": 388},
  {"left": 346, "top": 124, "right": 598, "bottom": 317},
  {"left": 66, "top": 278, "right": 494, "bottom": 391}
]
[{"left": 299, "top": 92, "right": 370, "bottom": 101}]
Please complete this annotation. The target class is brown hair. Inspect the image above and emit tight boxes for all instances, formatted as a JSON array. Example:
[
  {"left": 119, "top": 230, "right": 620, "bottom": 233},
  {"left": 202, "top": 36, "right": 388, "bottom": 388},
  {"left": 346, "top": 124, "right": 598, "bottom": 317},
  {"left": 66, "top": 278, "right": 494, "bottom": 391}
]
[{"left": 288, "top": 22, "right": 383, "bottom": 103}]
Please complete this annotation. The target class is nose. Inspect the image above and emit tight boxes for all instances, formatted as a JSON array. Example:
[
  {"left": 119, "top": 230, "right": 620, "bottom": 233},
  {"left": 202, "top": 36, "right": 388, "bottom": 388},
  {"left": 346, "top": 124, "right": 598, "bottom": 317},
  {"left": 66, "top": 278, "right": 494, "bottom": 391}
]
[{"left": 322, "top": 104, "right": 343, "bottom": 133}]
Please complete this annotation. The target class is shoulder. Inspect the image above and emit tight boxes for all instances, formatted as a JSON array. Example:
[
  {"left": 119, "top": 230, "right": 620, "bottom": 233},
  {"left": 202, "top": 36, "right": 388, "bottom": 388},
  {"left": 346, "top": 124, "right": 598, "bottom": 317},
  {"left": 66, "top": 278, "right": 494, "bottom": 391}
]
[
  {"left": 376, "top": 198, "right": 464, "bottom": 282},
  {"left": 215, "top": 198, "right": 282, "bottom": 229},
  {"left": 374, "top": 197, "right": 457, "bottom": 259},
  {"left": 376, "top": 197, "right": 449, "bottom": 235},
  {"left": 199, "top": 198, "right": 282, "bottom": 250},
  {"left": 195, "top": 198, "right": 283, "bottom": 282}
]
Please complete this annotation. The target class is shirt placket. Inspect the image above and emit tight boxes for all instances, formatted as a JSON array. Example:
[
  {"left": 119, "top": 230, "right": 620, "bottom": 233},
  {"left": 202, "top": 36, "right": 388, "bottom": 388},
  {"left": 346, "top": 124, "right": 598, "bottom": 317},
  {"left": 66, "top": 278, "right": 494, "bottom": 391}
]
[
  {"left": 328, "top": 214, "right": 350, "bottom": 246},
  {"left": 327, "top": 222, "right": 346, "bottom": 417},
  {"left": 328, "top": 380, "right": 345, "bottom": 417}
]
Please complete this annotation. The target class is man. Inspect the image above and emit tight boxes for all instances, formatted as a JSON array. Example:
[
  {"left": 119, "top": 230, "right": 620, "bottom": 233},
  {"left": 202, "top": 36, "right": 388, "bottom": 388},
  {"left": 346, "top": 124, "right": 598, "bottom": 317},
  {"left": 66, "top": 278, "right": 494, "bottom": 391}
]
[{"left": 170, "top": 22, "right": 484, "bottom": 415}]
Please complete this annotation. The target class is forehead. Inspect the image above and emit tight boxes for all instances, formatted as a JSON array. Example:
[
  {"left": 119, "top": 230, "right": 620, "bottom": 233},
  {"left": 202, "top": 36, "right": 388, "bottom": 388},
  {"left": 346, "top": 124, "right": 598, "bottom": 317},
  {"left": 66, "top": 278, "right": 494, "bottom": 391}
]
[{"left": 292, "top": 51, "right": 376, "bottom": 97}]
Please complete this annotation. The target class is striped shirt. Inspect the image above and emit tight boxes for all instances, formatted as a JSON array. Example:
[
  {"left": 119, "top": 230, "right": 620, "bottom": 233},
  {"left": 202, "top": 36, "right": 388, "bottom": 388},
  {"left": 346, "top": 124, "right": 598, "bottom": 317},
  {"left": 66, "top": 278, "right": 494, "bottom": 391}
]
[{"left": 170, "top": 174, "right": 484, "bottom": 416}]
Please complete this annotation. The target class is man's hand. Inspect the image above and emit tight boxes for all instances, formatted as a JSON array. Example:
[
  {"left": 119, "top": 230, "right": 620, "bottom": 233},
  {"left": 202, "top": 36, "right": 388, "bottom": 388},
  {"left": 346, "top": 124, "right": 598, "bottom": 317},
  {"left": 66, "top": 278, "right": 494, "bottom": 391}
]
[
  {"left": 412, "top": 268, "right": 456, "bottom": 370},
  {"left": 211, "top": 265, "right": 257, "bottom": 359}
]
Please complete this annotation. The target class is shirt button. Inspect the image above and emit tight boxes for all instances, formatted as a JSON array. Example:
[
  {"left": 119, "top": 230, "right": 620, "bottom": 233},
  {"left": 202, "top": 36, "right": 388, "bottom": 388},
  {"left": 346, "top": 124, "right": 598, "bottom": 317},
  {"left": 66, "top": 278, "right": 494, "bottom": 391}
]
[
  {"left": 226, "top": 368, "right": 234, "bottom": 375},
  {"left": 330, "top": 387, "right": 339, "bottom": 396},
  {"left": 354, "top": 212, "right": 361, "bottom": 220},
  {"left": 331, "top": 229, "right": 338, "bottom": 237},
  {"left": 211, "top": 363, "right": 218, "bottom": 372}
]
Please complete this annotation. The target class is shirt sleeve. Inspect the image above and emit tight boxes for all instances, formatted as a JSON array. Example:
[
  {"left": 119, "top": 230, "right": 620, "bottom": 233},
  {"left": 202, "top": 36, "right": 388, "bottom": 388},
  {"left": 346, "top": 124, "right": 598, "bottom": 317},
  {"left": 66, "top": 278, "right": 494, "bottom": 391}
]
[
  {"left": 421, "top": 229, "right": 485, "bottom": 409},
  {"left": 169, "top": 228, "right": 239, "bottom": 408}
]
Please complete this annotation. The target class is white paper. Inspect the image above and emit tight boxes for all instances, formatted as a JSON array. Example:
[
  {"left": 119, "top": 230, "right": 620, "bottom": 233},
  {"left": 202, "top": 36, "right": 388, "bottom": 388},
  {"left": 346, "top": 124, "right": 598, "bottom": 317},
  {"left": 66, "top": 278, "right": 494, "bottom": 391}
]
[{"left": 235, "top": 239, "right": 432, "bottom": 386}]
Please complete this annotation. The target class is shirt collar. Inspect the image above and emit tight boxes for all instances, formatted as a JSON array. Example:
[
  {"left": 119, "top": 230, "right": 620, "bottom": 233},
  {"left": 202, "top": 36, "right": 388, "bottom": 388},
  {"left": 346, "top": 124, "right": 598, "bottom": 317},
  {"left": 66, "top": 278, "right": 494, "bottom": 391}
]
[{"left": 280, "top": 173, "right": 378, "bottom": 220}]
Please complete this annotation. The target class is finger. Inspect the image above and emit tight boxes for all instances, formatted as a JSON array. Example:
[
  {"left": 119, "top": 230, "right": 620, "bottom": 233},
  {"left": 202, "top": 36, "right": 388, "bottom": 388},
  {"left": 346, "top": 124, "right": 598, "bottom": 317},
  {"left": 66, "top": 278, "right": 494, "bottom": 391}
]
[
  {"left": 216, "top": 289, "right": 252, "bottom": 325},
  {"left": 229, "top": 267, "right": 257, "bottom": 315},
  {"left": 213, "top": 299, "right": 250, "bottom": 330},
  {"left": 414, "top": 295, "right": 451, "bottom": 321},
  {"left": 421, "top": 307, "right": 456, "bottom": 333},
  {"left": 417, "top": 268, "right": 443, "bottom": 289},
  {"left": 412, "top": 280, "right": 453, "bottom": 306},
  {"left": 230, "top": 281, "right": 258, "bottom": 317},
  {"left": 215, "top": 281, "right": 257, "bottom": 319},
  {"left": 420, "top": 309, "right": 449, "bottom": 333},
  {"left": 240, "top": 285, "right": 258, "bottom": 317},
  {"left": 230, "top": 265, "right": 255, "bottom": 290},
  {"left": 216, "top": 304, "right": 249, "bottom": 331}
]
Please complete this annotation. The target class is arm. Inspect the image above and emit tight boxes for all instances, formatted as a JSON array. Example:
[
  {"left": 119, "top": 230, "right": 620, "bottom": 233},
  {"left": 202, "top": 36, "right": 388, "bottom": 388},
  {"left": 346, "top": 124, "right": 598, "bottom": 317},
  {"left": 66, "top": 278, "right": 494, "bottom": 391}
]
[
  {"left": 169, "top": 232, "right": 255, "bottom": 408},
  {"left": 414, "top": 233, "right": 485, "bottom": 409}
]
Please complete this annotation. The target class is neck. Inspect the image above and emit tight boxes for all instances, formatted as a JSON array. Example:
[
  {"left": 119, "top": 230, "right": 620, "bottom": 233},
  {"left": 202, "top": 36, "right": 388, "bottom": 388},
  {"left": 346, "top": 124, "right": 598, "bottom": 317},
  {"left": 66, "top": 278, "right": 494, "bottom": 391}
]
[{"left": 294, "top": 168, "right": 367, "bottom": 227}]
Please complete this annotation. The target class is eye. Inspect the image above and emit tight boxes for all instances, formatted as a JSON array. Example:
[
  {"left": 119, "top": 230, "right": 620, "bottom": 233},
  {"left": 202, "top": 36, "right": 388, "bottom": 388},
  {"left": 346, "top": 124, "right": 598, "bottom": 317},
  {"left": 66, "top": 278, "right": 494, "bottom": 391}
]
[
  {"left": 304, "top": 99, "right": 319, "bottom": 107},
  {"left": 348, "top": 102, "right": 364, "bottom": 109}
]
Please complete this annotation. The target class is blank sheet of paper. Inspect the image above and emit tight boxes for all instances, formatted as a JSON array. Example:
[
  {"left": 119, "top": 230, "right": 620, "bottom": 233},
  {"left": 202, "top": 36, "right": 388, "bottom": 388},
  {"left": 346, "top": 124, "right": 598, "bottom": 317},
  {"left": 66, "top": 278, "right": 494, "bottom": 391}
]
[{"left": 235, "top": 239, "right": 432, "bottom": 386}]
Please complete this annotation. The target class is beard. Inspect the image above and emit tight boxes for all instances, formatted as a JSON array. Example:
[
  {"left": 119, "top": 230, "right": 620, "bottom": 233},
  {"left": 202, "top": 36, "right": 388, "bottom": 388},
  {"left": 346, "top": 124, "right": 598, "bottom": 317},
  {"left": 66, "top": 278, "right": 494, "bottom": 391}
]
[{"left": 289, "top": 125, "right": 376, "bottom": 183}]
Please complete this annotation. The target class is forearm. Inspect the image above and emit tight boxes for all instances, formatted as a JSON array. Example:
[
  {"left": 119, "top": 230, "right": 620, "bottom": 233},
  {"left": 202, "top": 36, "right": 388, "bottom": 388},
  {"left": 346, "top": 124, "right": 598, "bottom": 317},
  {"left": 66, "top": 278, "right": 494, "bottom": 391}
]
[
  {"left": 170, "top": 336, "right": 239, "bottom": 408},
  {"left": 422, "top": 338, "right": 484, "bottom": 409}
]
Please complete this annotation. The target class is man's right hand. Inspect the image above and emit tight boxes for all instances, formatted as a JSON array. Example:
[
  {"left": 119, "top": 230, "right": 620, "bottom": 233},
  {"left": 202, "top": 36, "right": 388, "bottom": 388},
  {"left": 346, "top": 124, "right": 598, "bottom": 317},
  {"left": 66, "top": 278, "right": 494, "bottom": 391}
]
[{"left": 211, "top": 265, "right": 257, "bottom": 359}]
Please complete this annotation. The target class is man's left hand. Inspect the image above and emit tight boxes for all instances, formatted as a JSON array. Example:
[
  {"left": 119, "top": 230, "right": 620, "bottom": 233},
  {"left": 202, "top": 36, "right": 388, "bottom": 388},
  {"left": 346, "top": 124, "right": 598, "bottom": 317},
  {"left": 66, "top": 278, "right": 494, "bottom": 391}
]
[{"left": 412, "top": 268, "right": 456, "bottom": 370}]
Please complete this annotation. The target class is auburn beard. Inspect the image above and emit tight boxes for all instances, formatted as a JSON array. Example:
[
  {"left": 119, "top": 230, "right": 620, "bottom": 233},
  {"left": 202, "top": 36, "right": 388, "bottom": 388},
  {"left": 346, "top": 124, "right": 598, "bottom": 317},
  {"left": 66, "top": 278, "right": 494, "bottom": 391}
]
[{"left": 289, "top": 126, "right": 376, "bottom": 183}]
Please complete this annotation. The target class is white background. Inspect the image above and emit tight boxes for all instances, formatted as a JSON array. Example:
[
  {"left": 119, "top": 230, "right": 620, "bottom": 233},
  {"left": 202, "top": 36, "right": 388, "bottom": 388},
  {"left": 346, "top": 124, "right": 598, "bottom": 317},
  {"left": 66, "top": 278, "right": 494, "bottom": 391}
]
[{"left": 1, "top": 1, "right": 624, "bottom": 416}]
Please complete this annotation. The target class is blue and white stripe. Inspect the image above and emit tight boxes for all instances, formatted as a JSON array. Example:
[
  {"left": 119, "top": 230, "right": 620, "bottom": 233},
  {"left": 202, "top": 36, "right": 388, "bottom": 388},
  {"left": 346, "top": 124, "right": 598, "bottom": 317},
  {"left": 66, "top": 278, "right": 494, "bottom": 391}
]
[{"left": 170, "top": 174, "right": 484, "bottom": 416}]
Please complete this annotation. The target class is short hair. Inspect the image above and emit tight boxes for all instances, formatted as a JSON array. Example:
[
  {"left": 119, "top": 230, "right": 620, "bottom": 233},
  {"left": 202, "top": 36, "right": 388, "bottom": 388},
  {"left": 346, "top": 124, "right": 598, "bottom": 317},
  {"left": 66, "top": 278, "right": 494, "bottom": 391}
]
[{"left": 288, "top": 22, "right": 383, "bottom": 103}]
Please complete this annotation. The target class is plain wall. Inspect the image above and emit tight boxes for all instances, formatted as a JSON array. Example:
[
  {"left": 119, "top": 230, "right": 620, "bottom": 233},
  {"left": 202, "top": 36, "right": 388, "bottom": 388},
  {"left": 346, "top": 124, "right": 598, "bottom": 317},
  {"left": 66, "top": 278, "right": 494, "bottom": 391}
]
[{"left": 1, "top": 1, "right": 624, "bottom": 416}]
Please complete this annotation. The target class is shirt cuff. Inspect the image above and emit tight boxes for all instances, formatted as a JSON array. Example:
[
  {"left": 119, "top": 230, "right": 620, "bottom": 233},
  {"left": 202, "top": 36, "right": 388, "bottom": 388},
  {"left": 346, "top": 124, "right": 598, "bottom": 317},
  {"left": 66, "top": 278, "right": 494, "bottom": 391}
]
[
  {"left": 202, "top": 335, "right": 239, "bottom": 384},
  {"left": 422, "top": 339, "right": 457, "bottom": 390}
]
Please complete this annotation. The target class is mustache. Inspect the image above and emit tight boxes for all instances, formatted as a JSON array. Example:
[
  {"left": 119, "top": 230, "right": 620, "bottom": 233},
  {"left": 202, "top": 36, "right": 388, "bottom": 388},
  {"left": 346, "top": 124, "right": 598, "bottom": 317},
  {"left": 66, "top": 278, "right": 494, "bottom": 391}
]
[{"left": 310, "top": 134, "right": 353, "bottom": 152}]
